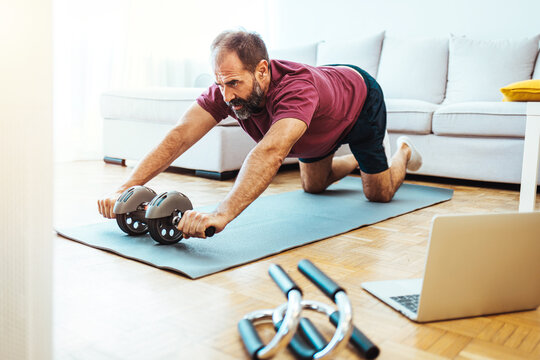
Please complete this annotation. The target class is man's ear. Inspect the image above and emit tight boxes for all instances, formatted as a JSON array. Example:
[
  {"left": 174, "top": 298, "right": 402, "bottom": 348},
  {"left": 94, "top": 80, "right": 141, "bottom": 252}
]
[{"left": 256, "top": 59, "right": 269, "bottom": 79}]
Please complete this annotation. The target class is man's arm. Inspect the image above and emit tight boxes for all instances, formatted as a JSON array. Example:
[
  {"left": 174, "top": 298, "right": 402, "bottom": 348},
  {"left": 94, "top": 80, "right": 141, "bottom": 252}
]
[
  {"left": 177, "top": 117, "right": 307, "bottom": 238},
  {"left": 97, "top": 103, "right": 218, "bottom": 218}
]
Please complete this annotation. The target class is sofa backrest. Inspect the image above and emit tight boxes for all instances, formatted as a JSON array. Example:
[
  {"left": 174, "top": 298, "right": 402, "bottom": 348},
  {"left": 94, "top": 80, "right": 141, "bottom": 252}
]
[
  {"left": 377, "top": 36, "right": 449, "bottom": 104},
  {"left": 229, "top": 34, "right": 540, "bottom": 104},
  {"left": 534, "top": 51, "right": 540, "bottom": 79},
  {"left": 268, "top": 43, "right": 319, "bottom": 66},
  {"left": 444, "top": 35, "right": 540, "bottom": 103},
  {"left": 315, "top": 32, "right": 385, "bottom": 78}
]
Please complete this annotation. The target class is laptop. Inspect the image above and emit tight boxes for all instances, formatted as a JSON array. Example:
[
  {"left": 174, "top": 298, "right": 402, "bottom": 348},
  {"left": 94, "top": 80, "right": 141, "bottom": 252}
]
[{"left": 362, "top": 211, "right": 540, "bottom": 322}]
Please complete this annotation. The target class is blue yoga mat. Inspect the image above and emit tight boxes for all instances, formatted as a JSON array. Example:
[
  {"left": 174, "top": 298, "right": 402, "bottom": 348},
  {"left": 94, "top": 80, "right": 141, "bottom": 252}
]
[{"left": 56, "top": 177, "right": 453, "bottom": 279}]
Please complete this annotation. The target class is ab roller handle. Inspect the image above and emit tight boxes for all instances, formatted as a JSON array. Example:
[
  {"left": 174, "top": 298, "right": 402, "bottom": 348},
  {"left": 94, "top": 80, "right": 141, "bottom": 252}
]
[{"left": 171, "top": 216, "right": 215, "bottom": 238}]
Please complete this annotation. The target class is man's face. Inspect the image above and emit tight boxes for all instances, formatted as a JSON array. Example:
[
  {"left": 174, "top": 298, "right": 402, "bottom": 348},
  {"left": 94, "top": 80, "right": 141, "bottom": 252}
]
[{"left": 214, "top": 51, "right": 265, "bottom": 120}]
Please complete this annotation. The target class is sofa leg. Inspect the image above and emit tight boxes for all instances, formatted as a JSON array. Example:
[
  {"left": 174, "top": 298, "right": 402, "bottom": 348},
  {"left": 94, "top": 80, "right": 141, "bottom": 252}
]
[
  {"left": 195, "top": 169, "right": 237, "bottom": 181},
  {"left": 103, "top": 156, "right": 126, "bottom": 166}
]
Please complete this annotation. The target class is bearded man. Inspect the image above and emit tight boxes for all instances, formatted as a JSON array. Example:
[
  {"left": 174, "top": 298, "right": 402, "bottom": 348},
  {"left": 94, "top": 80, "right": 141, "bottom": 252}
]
[{"left": 98, "top": 30, "right": 422, "bottom": 238}]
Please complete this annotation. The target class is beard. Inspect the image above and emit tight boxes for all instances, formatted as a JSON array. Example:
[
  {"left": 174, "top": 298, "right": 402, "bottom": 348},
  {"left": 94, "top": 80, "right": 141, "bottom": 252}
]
[{"left": 227, "top": 78, "right": 265, "bottom": 120}]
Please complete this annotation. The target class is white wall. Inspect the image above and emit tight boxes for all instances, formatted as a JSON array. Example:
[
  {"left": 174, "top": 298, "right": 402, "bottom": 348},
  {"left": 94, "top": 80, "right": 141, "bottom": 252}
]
[
  {"left": 0, "top": 0, "right": 53, "bottom": 359},
  {"left": 53, "top": 0, "right": 272, "bottom": 161},
  {"left": 269, "top": 0, "right": 540, "bottom": 47},
  {"left": 53, "top": 0, "right": 128, "bottom": 162}
]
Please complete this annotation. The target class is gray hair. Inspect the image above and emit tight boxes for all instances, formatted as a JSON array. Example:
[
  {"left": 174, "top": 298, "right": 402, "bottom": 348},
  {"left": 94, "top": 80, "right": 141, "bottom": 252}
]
[{"left": 211, "top": 30, "right": 269, "bottom": 72}]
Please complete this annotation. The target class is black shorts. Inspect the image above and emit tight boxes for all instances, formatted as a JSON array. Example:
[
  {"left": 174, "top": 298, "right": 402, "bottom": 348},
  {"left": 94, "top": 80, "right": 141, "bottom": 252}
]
[{"left": 299, "top": 65, "right": 389, "bottom": 174}]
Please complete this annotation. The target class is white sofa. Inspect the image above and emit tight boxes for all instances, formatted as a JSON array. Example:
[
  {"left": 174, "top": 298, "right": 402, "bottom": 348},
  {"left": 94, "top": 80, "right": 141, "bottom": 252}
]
[{"left": 101, "top": 32, "right": 540, "bottom": 183}]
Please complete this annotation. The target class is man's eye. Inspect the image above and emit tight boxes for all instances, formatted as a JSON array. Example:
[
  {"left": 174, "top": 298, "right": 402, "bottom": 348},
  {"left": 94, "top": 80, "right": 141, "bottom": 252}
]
[{"left": 230, "top": 81, "right": 238, "bottom": 87}]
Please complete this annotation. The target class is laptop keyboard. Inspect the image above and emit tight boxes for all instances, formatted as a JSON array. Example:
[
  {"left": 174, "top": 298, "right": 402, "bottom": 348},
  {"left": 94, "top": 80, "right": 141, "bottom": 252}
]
[{"left": 390, "top": 294, "right": 420, "bottom": 313}]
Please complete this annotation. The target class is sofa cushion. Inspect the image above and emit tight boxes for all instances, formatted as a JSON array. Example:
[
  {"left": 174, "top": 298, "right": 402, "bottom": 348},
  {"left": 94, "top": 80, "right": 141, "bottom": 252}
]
[
  {"left": 444, "top": 35, "right": 540, "bottom": 103},
  {"left": 101, "top": 87, "right": 239, "bottom": 126},
  {"left": 376, "top": 36, "right": 448, "bottom": 104},
  {"left": 315, "top": 32, "right": 384, "bottom": 78},
  {"left": 432, "top": 102, "right": 528, "bottom": 138},
  {"left": 268, "top": 43, "right": 319, "bottom": 66},
  {"left": 385, "top": 99, "right": 439, "bottom": 135}
]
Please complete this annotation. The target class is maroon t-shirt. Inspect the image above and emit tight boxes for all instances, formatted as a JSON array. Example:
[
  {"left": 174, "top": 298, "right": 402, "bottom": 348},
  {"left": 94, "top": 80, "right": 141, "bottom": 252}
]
[{"left": 197, "top": 60, "right": 367, "bottom": 159}]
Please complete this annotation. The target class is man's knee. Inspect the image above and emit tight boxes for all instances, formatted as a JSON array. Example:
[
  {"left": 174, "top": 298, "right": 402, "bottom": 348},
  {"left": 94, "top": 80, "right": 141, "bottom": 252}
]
[
  {"left": 361, "top": 169, "right": 396, "bottom": 203},
  {"left": 302, "top": 180, "right": 328, "bottom": 194},
  {"left": 299, "top": 157, "right": 333, "bottom": 194},
  {"left": 363, "top": 186, "right": 394, "bottom": 203}
]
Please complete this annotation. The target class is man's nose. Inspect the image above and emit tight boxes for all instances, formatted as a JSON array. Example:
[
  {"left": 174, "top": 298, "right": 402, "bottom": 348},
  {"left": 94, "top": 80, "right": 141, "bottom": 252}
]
[{"left": 222, "top": 86, "right": 235, "bottom": 103}]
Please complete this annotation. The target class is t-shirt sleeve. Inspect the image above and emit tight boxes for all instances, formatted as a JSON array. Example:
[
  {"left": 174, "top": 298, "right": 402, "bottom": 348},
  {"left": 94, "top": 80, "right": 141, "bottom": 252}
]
[
  {"left": 270, "top": 80, "right": 319, "bottom": 127},
  {"left": 196, "top": 84, "right": 230, "bottom": 122}
]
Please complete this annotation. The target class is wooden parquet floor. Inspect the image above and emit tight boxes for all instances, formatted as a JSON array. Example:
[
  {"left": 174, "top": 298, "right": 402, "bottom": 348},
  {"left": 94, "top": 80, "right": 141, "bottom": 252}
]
[{"left": 53, "top": 161, "right": 540, "bottom": 359}]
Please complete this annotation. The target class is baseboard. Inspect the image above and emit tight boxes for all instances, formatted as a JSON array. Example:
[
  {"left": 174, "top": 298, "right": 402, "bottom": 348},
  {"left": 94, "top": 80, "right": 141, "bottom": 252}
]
[
  {"left": 195, "top": 169, "right": 238, "bottom": 181},
  {"left": 103, "top": 156, "right": 126, "bottom": 166},
  {"left": 404, "top": 174, "right": 531, "bottom": 192}
]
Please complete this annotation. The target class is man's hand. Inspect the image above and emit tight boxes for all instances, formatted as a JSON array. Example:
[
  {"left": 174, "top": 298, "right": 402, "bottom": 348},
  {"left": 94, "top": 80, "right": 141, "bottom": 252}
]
[
  {"left": 96, "top": 103, "right": 217, "bottom": 220},
  {"left": 176, "top": 210, "right": 229, "bottom": 239},
  {"left": 97, "top": 190, "right": 124, "bottom": 219}
]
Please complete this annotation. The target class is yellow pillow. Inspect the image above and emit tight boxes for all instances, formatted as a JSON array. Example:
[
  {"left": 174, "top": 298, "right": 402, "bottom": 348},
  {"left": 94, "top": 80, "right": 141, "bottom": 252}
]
[{"left": 500, "top": 79, "right": 540, "bottom": 101}]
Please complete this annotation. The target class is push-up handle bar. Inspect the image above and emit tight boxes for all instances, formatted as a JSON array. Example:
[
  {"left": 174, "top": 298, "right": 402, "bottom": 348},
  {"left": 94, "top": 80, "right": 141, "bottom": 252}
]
[{"left": 238, "top": 264, "right": 302, "bottom": 359}]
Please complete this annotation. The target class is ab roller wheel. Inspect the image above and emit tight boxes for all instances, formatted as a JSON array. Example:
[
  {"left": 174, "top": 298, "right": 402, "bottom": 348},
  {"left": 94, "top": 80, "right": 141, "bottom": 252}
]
[
  {"left": 145, "top": 191, "right": 193, "bottom": 245},
  {"left": 113, "top": 186, "right": 215, "bottom": 244},
  {"left": 113, "top": 186, "right": 156, "bottom": 236}
]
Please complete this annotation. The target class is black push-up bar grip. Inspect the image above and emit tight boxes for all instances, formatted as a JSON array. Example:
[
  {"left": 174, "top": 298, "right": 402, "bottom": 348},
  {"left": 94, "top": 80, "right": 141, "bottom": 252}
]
[
  {"left": 298, "top": 317, "right": 327, "bottom": 351},
  {"left": 329, "top": 311, "right": 380, "bottom": 359},
  {"left": 269, "top": 264, "right": 302, "bottom": 297},
  {"left": 238, "top": 319, "right": 265, "bottom": 360},
  {"left": 298, "top": 259, "right": 345, "bottom": 301},
  {"left": 274, "top": 319, "right": 321, "bottom": 360},
  {"left": 284, "top": 313, "right": 380, "bottom": 360}
]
